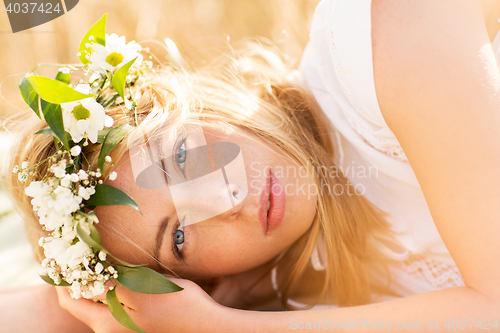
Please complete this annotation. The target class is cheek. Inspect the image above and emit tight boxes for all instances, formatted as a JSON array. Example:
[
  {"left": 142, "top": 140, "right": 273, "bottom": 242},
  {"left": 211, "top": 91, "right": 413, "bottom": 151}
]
[{"left": 180, "top": 225, "right": 272, "bottom": 277}]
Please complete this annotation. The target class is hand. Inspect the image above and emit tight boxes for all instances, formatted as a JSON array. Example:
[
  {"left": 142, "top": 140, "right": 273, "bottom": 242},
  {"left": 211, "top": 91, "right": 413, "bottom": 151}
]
[{"left": 56, "top": 277, "right": 227, "bottom": 333}]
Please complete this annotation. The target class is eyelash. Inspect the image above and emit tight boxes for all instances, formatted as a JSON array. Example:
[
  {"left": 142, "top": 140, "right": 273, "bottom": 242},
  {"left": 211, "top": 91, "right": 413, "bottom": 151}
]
[
  {"left": 173, "top": 136, "right": 187, "bottom": 174},
  {"left": 171, "top": 219, "right": 185, "bottom": 261}
]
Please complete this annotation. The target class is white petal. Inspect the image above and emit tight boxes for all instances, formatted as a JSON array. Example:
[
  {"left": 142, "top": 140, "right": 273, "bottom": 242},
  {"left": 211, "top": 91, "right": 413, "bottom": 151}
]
[
  {"left": 74, "top": 84, "right": 92, "bottom": 95},
  {"left": 104, "top": 115, "right": 114, "bottom": 128}
]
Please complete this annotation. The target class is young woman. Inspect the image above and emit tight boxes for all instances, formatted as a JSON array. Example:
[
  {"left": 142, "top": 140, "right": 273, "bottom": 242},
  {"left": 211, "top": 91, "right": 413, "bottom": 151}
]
[{"left": 5, "top": 0, "right": 500, "bottom": 331}]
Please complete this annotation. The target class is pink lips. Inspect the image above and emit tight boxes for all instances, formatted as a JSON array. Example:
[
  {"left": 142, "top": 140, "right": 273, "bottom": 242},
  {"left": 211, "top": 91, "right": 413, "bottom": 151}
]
[{"left": 259, "top": 170, "right": 286, "bottom": 235}]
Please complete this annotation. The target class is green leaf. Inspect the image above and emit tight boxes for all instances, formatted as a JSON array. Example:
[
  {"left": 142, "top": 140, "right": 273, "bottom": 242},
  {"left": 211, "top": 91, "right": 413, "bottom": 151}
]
[
  {"left": 40, "top": 100, "right": 70, "bottom": 149},
  {"left": 89, "top": 223, "right": 102, "bottom": 245},
  {"left": 97, "top": 128, "right": 112, "bottom": 143},
  {"left": 35, "top": 128, "right": 55, "bottom": 136},
  {"left": 76, "top": 222, "right": 104, "bottom": 253},
  {"left": 115, "top": 266, "right": 183, "bottom": 294},
  {"left": 96, "top": 93, "right": 120, "bottom": 108},
  {"left": 79, "top": 14, "right": 107, "bottom": 64},
  {"left": 55, "top": 71, "right": 71, "bottom": 85},
  {"left": 111, "top": 57, "right": 138, "bottom": 99},
  {"left": 84, "top": 184, "right": 142, "bottom": 214},
  {"left": 19, "top": 76, "right": 40, "bottom": 118},
  {"left": 98, "top": 124, "right": 132, "bottom": 170},
  {"left": 106, "top": 289, "right": 145, "bottom": 333},
  {"left": 39, "top": 275, "right": 71, "bottom": 287},
  {"left": 27, "top": 75, "right": 93, "bottom": 104}
]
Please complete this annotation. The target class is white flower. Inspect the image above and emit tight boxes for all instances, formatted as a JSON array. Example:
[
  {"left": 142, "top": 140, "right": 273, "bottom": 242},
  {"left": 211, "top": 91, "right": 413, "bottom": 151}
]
[
  {"left": 60, "top": 175, "right": 71, "bottom": 187},
  {"left": 65, "top": 241, "right": 92, "bottom": 269},
  {"left": 136, "top": 76, "right": 146, "bottom": 86},
  {"left": 92, "top": 281, "right": 105, "bottom": 297},
  {"left": 21, "top": 161, "right": 29, "bottom": 169},
  {"left": 12, "top": 165, "right": 19, "bottom": 173},
  {"left": 89, "top": 33, "right": 143, "bottom": 72},
  {"left": 27, "top": 181, "right": 83, "bottom": 231},
  {"left": 70, "top": 173, "right": 80, "bottom": 182},
  {"left": 61, "top": 84, "right": 114, "bottom": 143},
  {"left": 50, "top": 164, "right": 66, "bottom": 178},
  {"left": 25, "top": 181, "right": 52, "bottom": 210},
  {"left": 78, "top": 186, "right": 92, "bottom": 200},
  {"left": 98, "top": 251, "right": 107, "bottom": 261},
  {"left": 105, "top": 155, "right": 112, "bottom": 162},
  {"left": 108, "top": 171, "right": 117, "bottom": 181},
  {"left": 95, "top": 262, "right": 104, "bottom": 274},
  {"left": 71, "top": 281, "right": 82, "bottom": 299},
  {"left": 70, "top": 145, "right": 82, "bottom": 156},
  {"left": 78, "top": 169, "right": 88, "bottom": 180},
  {"left": 43, "top": 238, "right": 71, "bottom": 265}
]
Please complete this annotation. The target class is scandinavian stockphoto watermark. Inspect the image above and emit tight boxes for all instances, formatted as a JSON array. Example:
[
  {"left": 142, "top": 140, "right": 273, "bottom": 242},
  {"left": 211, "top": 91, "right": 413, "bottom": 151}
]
[
  {"left": 249, "top": 162, "right": 379, "bottom": 199},
  {"left": 290, "top": 319, "right": 423, "bottom": 330},
  {"left": 290, "top": 318, "right": 499, "bottom": 330},
  {"left": 4, "top": 0, "right": 79, "bottom": 33}
]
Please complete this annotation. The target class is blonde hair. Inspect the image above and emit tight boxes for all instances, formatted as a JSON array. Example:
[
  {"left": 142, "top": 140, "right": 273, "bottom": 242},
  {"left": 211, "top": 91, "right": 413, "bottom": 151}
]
[{"left": 7, "top": 41, "right": 395, "bottom": 309}]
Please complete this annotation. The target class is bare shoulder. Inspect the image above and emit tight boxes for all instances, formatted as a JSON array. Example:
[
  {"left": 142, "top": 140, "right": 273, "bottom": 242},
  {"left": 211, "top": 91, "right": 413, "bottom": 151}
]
[{"left": 371, "top": 0, "right": 497, "bottom": 129}]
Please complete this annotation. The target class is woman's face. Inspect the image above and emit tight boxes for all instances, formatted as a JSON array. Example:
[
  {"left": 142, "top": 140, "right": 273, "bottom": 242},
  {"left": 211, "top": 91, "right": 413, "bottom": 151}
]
[{"left": 96, "top": 123, "right": 317, "bottom": 279}]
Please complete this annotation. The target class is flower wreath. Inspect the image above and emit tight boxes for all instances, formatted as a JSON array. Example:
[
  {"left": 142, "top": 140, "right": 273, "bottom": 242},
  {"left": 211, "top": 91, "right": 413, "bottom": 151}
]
[{"left": 14, "top": 14, "right": 183, "bottom": 333}]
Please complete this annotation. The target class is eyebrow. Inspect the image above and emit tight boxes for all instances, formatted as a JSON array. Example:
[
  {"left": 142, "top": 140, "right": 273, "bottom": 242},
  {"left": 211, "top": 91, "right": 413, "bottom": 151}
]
[{"left": 153, "top": 216, "right": 170, "bottom": 271}]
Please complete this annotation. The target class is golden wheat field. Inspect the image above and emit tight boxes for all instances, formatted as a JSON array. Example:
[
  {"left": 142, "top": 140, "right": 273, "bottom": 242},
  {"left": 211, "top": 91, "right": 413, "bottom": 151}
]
[{"left": 0, "top": 0, "right": 320, "bottom": 120}]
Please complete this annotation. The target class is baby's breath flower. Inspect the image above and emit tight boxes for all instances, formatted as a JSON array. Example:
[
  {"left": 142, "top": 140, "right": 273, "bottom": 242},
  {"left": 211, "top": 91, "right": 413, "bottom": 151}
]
[
  {"left": 21, "top": 161, "right": 29, "bottom": 169},
  {"left": 18, "top": 172, "right": 29, "bottom": 183},
  {"left": 98, "top": 251, "right": 107, "bottom": 261},
  {"left": 95, "top": 262, "right": 104, "bottom": 274},
  {"left": 93, "top": 281, "right": 105, "bottom": 296},
  {"left": 105, "top": 155, "right": 112, "bottom": 162},
  {"left": 12, "top": 165, "right": 19, "bottom": 173},
  {"left": 108, "top": 171, "right": 117, "bottom": 181},
  {"left": 70, "top": 145, "right": 82, "bottom": 156},
  {"left": 78, "top": 169, "right": 88, "bottom": 180},
  {"left": 78, "top": 186, "right": 92, "bottom": 200},
  {"left": 60, "top": 176, "right": 71, "bottom": 187}
]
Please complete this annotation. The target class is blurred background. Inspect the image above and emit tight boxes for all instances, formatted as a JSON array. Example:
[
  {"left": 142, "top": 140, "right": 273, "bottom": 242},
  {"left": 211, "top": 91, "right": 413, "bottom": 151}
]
[
  {"left": 0, "top": 0, "right": 320, "bottom": 287},
  {"left": 0, "top": 0, "right": 320, "bottom": 119}
]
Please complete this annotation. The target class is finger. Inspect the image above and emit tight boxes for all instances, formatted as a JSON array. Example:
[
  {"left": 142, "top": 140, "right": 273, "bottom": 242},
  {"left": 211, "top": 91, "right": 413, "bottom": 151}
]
[{"left": 55, "top": 287, "right": 128, "bottom": 332}]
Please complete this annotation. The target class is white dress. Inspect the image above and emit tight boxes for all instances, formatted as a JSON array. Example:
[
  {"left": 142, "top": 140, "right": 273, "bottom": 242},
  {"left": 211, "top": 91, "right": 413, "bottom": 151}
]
[{"left": 287, "top": 0, "right": 500, "bottom": 306}]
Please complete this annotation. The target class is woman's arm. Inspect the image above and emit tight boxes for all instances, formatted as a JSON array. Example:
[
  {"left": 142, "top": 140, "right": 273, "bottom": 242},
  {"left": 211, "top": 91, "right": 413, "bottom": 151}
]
[{"left": 0, "top": 284, "right": 92, "bottom": 332}]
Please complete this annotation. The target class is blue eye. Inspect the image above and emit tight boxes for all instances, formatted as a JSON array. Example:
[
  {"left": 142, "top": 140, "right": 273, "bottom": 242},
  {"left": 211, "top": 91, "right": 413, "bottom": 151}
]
[
  {"left": 174, "top": 223, "right": 184, "bottom": 252},
  {"left": 175, "top": 138, "right": 186, "bottom": 171}
]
